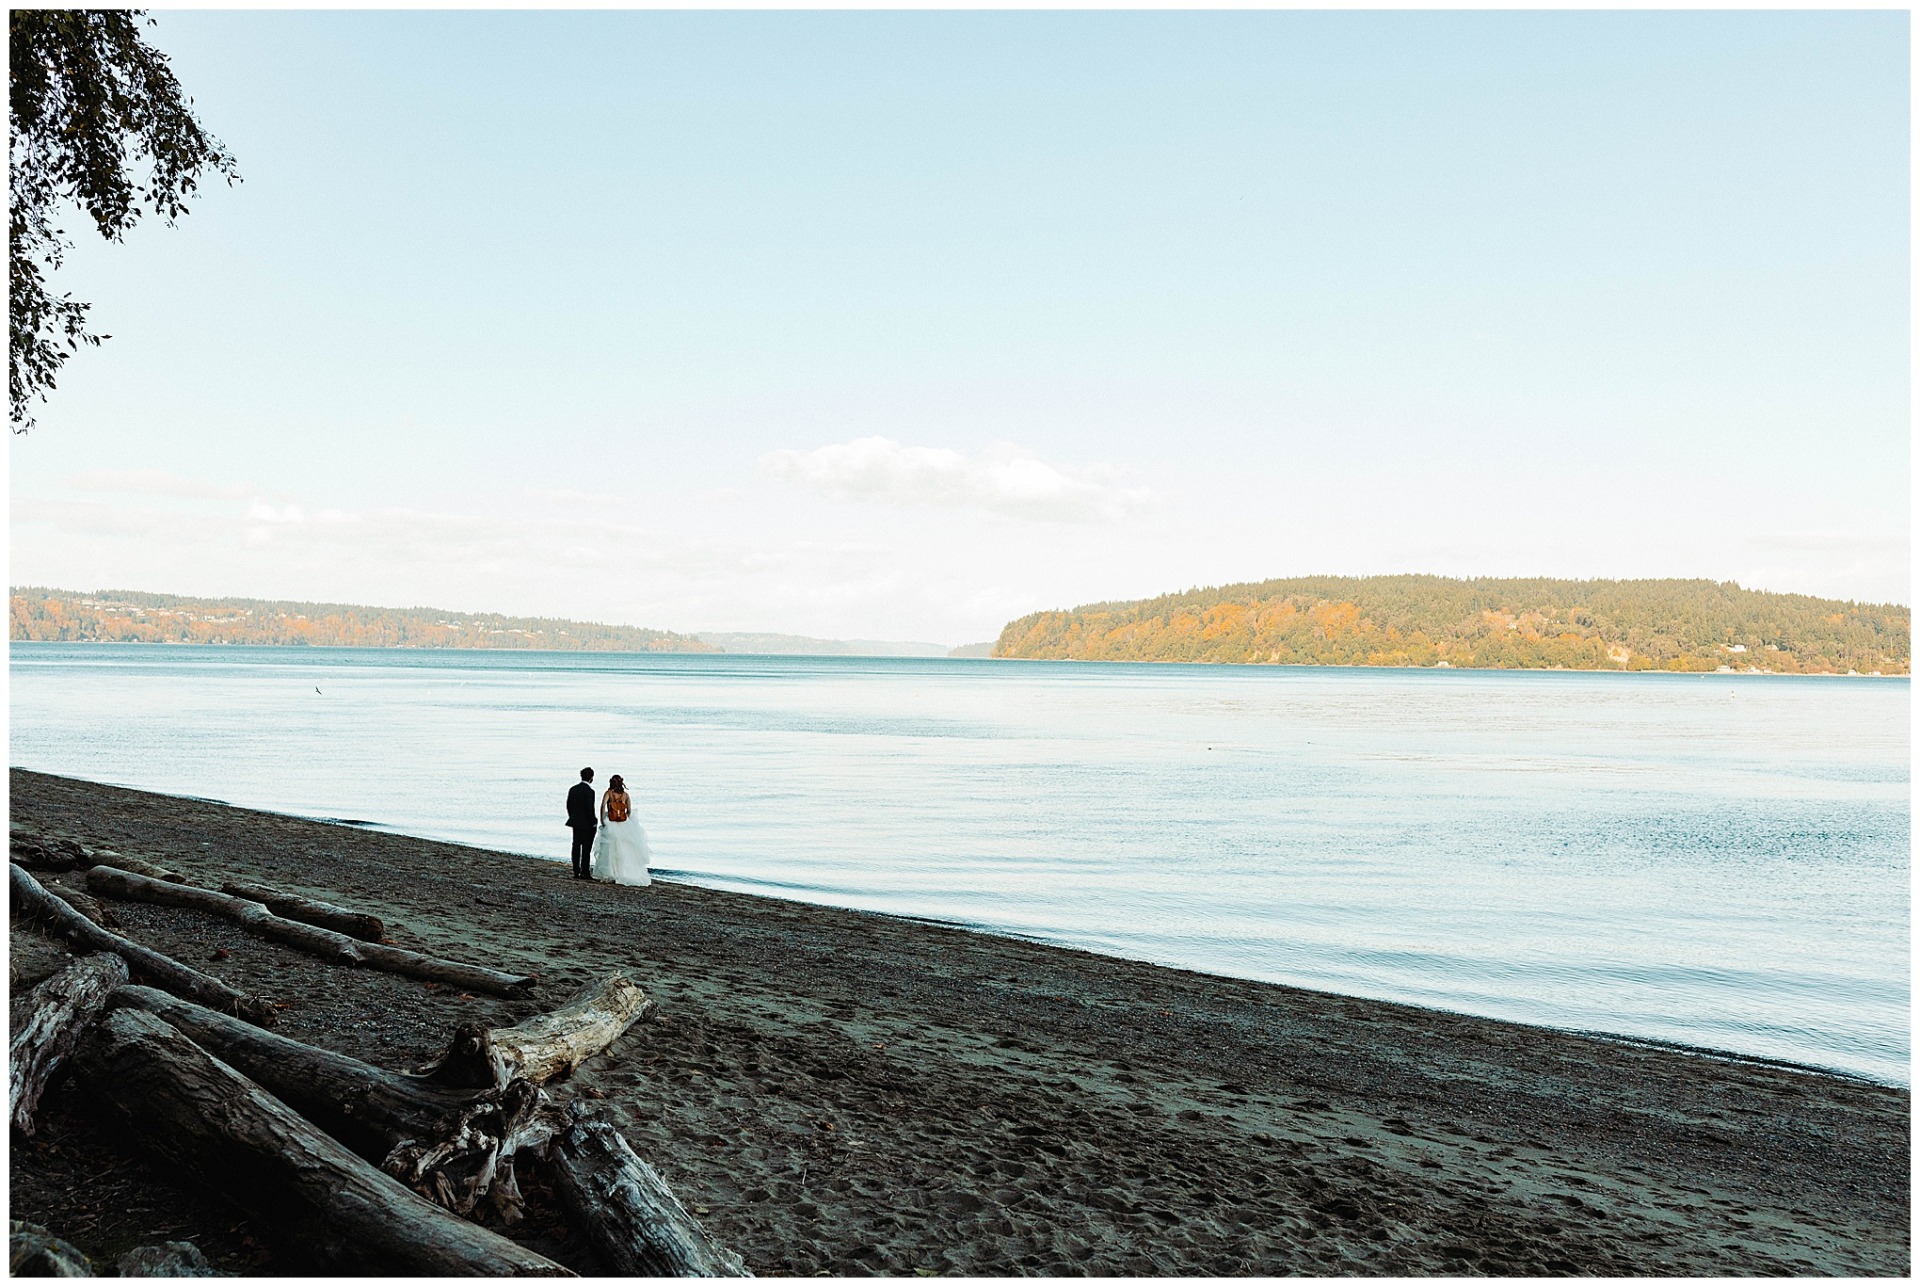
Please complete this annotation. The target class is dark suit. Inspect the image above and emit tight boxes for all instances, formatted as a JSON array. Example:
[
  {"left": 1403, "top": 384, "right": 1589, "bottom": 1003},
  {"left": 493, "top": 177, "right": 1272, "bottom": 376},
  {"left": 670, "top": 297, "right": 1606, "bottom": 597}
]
[{"left": 566, "top": 781, "right": 597, "bottom": 878}]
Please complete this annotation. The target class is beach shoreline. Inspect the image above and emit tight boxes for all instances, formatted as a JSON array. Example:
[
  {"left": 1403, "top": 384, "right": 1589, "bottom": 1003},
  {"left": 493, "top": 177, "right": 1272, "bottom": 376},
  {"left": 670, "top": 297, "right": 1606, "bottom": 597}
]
[{"left": 8, "top": 768, "right": 1909, "bottom": 1275}]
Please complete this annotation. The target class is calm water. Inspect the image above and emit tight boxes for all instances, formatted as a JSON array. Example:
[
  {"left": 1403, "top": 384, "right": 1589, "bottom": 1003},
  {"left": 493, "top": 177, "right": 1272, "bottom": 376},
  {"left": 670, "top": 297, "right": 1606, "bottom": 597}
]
[{"left": 8, "top": 643, "right": 1909, "bottom": 1084}]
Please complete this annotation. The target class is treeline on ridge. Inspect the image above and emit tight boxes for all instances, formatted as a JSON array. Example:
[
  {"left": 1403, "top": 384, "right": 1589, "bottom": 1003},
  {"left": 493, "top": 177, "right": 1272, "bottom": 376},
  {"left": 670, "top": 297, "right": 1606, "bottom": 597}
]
[
  {"left": 9, "top": 588, "right": 717, "bottom": 653},
  {"left": 993, "top": 575, "right": 1909, "bottom": 674}
]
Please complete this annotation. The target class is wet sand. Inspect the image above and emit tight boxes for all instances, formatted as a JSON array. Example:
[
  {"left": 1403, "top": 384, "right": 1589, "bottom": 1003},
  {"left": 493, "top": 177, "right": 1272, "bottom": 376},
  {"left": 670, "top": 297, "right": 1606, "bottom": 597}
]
[{"left": 8, "top": 768, "right": 1909, "bottom": 1276}]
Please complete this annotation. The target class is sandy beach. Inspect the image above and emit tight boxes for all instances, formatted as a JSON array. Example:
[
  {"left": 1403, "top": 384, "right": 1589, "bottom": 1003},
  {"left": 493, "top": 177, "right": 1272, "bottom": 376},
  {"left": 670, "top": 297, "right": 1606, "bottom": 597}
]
[{"left": 8, "top": 767, "right": 1909, "bottom": 1276}]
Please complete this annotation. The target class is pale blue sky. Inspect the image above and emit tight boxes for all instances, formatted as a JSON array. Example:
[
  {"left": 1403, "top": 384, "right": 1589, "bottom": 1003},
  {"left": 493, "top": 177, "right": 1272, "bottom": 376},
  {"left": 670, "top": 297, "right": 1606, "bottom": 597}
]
[{"left": 10, "top": 10, "right": 1909, "bottom": 642}]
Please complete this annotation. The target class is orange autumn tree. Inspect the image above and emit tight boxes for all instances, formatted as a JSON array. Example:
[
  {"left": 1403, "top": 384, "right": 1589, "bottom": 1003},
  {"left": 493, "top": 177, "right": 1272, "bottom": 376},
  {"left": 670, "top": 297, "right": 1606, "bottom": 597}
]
[{"left": 994, "top": 575, "right": 1908, "bottom": 675}]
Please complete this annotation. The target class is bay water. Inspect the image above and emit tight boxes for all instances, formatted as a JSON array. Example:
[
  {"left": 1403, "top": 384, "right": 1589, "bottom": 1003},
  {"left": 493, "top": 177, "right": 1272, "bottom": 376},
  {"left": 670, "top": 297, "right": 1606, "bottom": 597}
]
[{"left": 8, "top": 643, "right": 1908, "bottom": 1084}]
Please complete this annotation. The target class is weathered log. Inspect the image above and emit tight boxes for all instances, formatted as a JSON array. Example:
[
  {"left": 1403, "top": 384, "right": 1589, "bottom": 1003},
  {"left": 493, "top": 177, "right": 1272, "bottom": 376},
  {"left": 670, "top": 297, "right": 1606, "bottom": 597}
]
[
  {"left": 548, "top": 1104, "right": 750, "bottom": 1277},
  {"left": 11, "top": 953, "right": 130, "bottom": 1135},
  {"left": 116, "top": 1242, "right": 219, "bottom": 1277},
  {"left": 220, "top": 880, "right": 385, "bottom": 941},
  {"left": 384, "top": 1078, "right": 555, "bottom": 1219},
  {"left": 9, "top": 1220, "right": 93, "bottom": 1276},
  {"left": 88, "top": 867, "right": 358, "bottom": 965},
  {"left": 352, "top": 937, "right": 535, "bottom": 997},
  {"left": 73, "top": 1008, "right": 571, "bottom": 1275},
  {"left": 89, "top": 850, "right": 184, "bottom": 882},
  {"left": 109, "top": 985, "right": 554, "bottom": 1217},
  {"left": 108, "top": 985, "right": 473, "bottom": 1148},
  {"left": 10, "top": 865, "right": 273, "bottom": 1027},
  {"left": 10, "top": 835, "right": 87, "bottom": 872},
  {"left": 88, "top": 867, "right": 534, "bottom": 996},
  {"left": 425, "top": 974, "right": 655, "bottom": 1090},
  {"left": 11, "top": 835, "right": 183, "bottom": 881},
  {"left": 46, "top": 886, "right": 114, "bottom": 929}
]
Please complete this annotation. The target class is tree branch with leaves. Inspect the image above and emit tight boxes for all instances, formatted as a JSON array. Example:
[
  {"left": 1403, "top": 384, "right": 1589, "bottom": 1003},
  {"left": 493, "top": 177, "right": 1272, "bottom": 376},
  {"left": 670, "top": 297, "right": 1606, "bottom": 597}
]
[{"left": 10, "top": 10, "right": 238, "bottom": 431}]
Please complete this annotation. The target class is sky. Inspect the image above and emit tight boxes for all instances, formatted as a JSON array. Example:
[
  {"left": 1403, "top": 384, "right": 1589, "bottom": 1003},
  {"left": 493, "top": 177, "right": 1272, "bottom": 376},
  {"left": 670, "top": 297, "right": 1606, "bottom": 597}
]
[{"left": 8, "top": 10, "right": 1909, "bottom": 644}]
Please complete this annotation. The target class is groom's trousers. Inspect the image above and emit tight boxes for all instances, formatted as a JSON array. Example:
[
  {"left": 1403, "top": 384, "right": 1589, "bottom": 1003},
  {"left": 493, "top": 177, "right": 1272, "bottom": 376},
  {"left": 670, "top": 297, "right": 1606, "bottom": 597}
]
[{"left": 570, "top": 824, "right": 596, "bottom": 878}]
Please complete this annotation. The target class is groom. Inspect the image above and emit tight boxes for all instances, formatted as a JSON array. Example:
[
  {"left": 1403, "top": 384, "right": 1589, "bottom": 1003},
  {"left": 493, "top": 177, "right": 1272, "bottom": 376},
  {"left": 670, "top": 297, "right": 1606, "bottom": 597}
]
[{"left": 566, "top": 767, "right": 596, "bottom": 880}]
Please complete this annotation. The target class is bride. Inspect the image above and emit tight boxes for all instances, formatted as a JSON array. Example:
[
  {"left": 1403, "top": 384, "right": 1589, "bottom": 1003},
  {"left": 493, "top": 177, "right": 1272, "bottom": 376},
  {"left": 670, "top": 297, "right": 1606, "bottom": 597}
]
[{"left": 590, "top": 773, "right": 652, "bottom": 887}]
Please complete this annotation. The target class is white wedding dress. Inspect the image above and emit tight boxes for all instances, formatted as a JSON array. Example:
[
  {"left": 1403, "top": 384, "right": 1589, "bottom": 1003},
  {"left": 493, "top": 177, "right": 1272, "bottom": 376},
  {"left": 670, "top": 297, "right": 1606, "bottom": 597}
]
[{"left": 591, "top": 794, "right": 652, "bottom": 886}]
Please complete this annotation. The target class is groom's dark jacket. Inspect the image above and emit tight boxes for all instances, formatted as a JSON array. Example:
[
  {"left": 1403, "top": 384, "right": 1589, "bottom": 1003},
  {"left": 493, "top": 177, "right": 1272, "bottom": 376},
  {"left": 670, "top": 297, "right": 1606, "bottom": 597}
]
[{"left": 566, "top": 782, "right": 596, "bottom": 830}]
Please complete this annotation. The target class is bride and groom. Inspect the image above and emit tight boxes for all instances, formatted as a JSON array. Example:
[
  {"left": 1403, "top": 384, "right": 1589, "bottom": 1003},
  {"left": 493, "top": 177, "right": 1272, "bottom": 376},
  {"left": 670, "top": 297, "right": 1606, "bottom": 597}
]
[{"left": 565, "top": 767, "right": 651, "bottom": 886}]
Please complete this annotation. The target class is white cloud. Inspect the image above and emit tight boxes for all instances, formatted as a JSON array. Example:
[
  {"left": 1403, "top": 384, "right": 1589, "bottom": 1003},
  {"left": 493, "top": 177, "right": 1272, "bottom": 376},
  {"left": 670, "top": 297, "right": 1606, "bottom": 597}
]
[
  {"left": 10, "top": 474, "right": 1138, "bottom": 642},
  {"left": 759, "top": 436, "right": 1152, "bottom": 524},
  {"left": 247, "top": 501, "right": 307, "bottom": 524}
]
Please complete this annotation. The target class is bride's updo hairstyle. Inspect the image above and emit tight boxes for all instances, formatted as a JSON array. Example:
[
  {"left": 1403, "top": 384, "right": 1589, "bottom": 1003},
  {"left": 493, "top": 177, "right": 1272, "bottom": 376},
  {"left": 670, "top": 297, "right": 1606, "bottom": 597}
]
[{"left": 608, "top": 775, "right": 626, "bottom": 792}]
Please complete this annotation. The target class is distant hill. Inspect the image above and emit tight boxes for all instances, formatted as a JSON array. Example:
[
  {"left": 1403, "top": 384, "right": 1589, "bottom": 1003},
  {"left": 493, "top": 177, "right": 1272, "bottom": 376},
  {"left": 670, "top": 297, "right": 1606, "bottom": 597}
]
[
  {"left": 9, "top": 588, "right": 716, "bottom": 653},
  {"left": 993, "top": 576, "right": 1909, "bottom": 675},
  {"left": 695, "top": 631, "right": 951, "bottom": 658},
  {"left": 947, "top": 642, "right": 998, "bottom": 658}
]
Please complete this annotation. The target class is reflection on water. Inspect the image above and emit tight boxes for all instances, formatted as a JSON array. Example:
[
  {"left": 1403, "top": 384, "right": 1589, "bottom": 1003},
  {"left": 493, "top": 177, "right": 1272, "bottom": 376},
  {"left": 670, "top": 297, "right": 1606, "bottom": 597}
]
[{"left": 9, "top": 644, "right": 1909, "bottom": 1084}]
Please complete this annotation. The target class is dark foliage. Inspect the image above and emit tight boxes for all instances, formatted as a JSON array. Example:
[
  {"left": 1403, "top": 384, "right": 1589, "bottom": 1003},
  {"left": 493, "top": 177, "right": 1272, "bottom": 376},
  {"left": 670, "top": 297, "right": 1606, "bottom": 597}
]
[{"left": 10, "top": 10, "right": 237, "bottom": 430}]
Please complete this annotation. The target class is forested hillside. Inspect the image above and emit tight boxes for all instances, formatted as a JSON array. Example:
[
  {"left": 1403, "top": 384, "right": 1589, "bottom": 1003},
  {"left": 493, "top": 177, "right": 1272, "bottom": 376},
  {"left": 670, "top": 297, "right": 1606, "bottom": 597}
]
[
  {"left": 9, "top": 589, "right": 716, "bottom": 653},
  {"left": 994, "top": 576, "right": 1909, "bottom": 674}
]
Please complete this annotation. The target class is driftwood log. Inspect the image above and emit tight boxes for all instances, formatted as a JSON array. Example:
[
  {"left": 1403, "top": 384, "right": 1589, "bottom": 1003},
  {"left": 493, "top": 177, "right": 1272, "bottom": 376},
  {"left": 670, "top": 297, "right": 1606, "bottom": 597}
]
[
  {"left": 425, "top": 974, "right": 655, "bottom": 1090},
  {"left": 88, "top": 867, "right": 533, "bottom": 997},
  {"left": 9, "top": 1220, "right": 93, "bottom": 1276},
  {"left": 10, "top": 865, "right": 273, "bottom": 1026},
  {"left": 46, "top": 886, "right": 115, "bottom": 929},
  {"left": 73, "top": 1008, "right": 571, "bottom": 1275},
  {"left": 109, "top": 984, "right": 484, "bottom": 1146},
  {"left": 108, "top": 985, "right": 551, "bottom": 1217},
  {"left": 107, "top": 983, "right": 739, "bottom": 1275},
  {"left": 11, "top": 953, "right": 129, "bottom": 1135},
  {"left": 384, "top": 1079, "right": 553, "bottom": 1221},
  {"left": 549, "top": 1104, "right": 750, "bottom": 1277},
  {"left": 220, "top": 880, "right": 385, "bottom": 941},
  {"left": 10, "top": 835, "right": 88, "bottom": 872},
  {"left": 10, "top": 836, "right": 181, "bottom": 881},
  {"left": 116, "top": 1242, "right": 218, "bottom": 1277},
  {"left": 89, "top": 851, "right": 184, "bottom": 883},
  {"left": 89, "top": 867, "right": 358, "bottom": 964}
]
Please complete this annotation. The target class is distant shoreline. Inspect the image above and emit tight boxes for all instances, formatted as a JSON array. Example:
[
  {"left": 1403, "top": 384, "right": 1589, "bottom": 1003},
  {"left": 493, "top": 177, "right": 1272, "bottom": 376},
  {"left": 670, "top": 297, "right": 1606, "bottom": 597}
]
[
  {"left": 10, "top": 637, "right": 1909, "bottom": 676},
  {"left": 994, "top": 574, "right": 1910, "bottom": 676},
  {"left": 12, "top": 581, "right": 1907, "bottom": 673}
]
